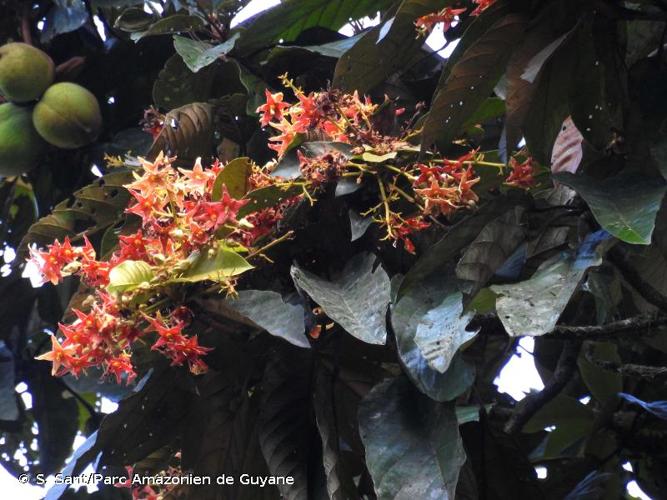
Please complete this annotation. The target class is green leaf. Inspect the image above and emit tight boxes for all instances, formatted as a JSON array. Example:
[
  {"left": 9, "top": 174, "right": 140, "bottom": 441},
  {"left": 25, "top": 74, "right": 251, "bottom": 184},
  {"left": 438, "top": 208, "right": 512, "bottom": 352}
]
[
  {"left": 223, "top": 290, "right": 309, "bottom": 348},
  {"left": 398, "top": 195, "right": 527, "bottom": 298},
  {"left": 258, "top": 352, "right": 314, "bottom": 500},
  {"left": 173, "top": 33, "right": 240, "bottom": 73},
  {"left": 107, "top": 260, "right": 154, "bottom": 294},
  {"left": 456, "top": 207, "right": 526, "bottom": 298},
  {"left": 491, "top": 235, "right": 605, "bottom": 337},
  {"left": 135, "top": 14, "right": 205, "bottom": 40},
  {"left": 314, "top": 368, "right": 363, "bottom": 500},
  {"left": 359, "top": 377, "right": 466, "bottom": 499},
  {"left": 413, "top": 291, "right": 478, "bottom": 374},
  {"left": 333, "top": 0, "right": 444, "bottom": 93},
  {"left": 462, "top": 97, "right": 505, "bottom": 134},
  {"left": 113, "top": 7, "right": 155, "bottom": 32},
  {"left": 212, "top": 157, "right": 252, "bottom": 200},
  {"left": 20, "top": 169, "right": 133, "bottom": 255},
  {"left": 291, "top": 253, "right": 390, "bottom": 345},
  {"left": 152, "top": 55, "right": 216, "bottom": 110},
  {"left": 392, "top": 276, "right": 475, "bottom": 401},
  {"left": 522, "top": 37, "right": 574, "bottom": 164},
  {"left": 578, "top": 342, "right": 622, "bottom": 404},
  {"left": 421, "top": 14, "right": 526, "bottom": 149},
  {"left": 176, "top": 245, "right": 253, "bottom": 283},
  {"left": 40, "top": 0, "right": 88, "bottom": 43},
  {"left": 554, "top": 172, "right": 667, "bottom": 245},
  {"left": 523, "top": 394, "right": 594, "bottom": 432},
  {"left": 79, "top": 365, "right": 193, "bottom": 468},
  {"left": 238, "top": 184, "right": 302, "bottom": 217},
  {"left": 569, "top": 20, "right": 626, "bottom": 151},
  {"left": 348, "top": 210, "right": 373, "bottom": 242},
  {"left": 361, "top": 151, "right": 397, "bottom": 163},
  {"left": 234, "top": 0, "right": 394, "bottom": 55}
]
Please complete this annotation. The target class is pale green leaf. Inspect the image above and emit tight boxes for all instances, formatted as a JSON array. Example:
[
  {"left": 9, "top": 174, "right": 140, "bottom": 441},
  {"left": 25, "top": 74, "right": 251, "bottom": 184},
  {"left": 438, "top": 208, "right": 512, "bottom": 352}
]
[{"left": 107, "top": 260, "right": 154, "bottom": 294}]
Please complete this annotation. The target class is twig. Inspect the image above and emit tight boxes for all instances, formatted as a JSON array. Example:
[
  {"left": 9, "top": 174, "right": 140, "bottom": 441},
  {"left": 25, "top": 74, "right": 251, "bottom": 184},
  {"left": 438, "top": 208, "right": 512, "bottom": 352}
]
[
  {"left": 547, "top": 315, "right": 667, "bottom": 339},
  {"left": 584, "top": 344, "right": 667, "bottom": 379},
  {"left": 504, "top": 340, "right": 581, "bottom": 434}
]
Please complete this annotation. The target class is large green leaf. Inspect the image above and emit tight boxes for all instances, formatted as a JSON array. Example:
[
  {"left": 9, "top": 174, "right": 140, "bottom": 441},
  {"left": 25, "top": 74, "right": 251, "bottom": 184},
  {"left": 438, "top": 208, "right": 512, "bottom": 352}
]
[
  {"left": 175, "top": 245, "right": 253, "bottom": 283},
  {"left": 234, "top": 0, "right": 394, "bottom": 55},
  {"left": 79, "top": 365, "right": 193, "bottom": 468},
  {"left": 569, "top": 19, "right": 626, "bottom": 151},
  {"left": 491, "top": 233, "right": 606, "bottom": 337},
  {"left": 258, "top": 352, "right": 314, "bottom": 500},
  {"left": 333, "top": 0, "right": 446, "bottom": 93},
  {"left": 134, "top": 14, "right": 205, "bottom": 40},
  {"left": 522, "top": 37, "right": 575, "bottom": 164},
  {"left": 173, "top": 33, "right": 240, "bottom": 73},
  {"left": 456, "top": 207, "right": 526, "bottom": 298},
  {"left": 555, "top": 172, "right": 667, "bottom": 245},
  {"left": 223, "top": 290, "right": 309, "bottom": 348},
  {"left": 421, "top": 14, "right": 526, "bottom": 149},
  {"left": 20, "top": 169, "right": 133, "bottom": 254},
  {"left": 391, "top": 275, "right": 475, "bottom": 401},
  {"left": 358, "top": 377, "right": 466, "bottom": 499},
  {"left": 313, "top": 368, "right": 363, "bottom": 500},
  {"left": 398, "top": 195, "right": 527, "bottom": 298},
  {"left": 291, "top": 253, "right": 390, "bottom": 345},
  {"left": 413, "top": 291, "right": 478, "bottom": 374},
  {"left": 152, "top": 55, "right": 216, "bottom": 110}
]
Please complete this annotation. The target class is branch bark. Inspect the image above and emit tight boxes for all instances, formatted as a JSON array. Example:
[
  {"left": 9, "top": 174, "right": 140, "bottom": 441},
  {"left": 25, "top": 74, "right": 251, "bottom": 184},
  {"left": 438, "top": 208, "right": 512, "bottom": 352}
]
[{"left": 504, "top": 340, "right": 581, "bottom": 434}]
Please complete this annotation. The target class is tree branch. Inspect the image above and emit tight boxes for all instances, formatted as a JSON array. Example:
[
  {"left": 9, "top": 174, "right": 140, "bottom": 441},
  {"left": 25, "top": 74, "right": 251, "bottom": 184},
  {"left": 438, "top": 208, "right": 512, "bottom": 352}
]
[
  {"left": 473, "top": 314, "right": 667, "bottom": 340},
  {"left": 547, "top": 315, "right": 667, "bottom": 339},
  {"left": 584, "top": 344, "right": 667, "bottom": 379},
  {"left": 504, "top": 340, "right": 581, "bottom": 434}
]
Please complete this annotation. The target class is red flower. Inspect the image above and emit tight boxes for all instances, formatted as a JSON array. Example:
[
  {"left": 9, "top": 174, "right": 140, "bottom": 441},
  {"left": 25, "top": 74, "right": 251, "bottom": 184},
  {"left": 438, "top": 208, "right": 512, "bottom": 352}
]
[
  {"left": 415, "top": 7, "right": 467, "bottom": 35},
  {"left": 185, "top": 187, "right": 247, "bottom": 230},
  {"left": 36, "top": 336, "right": 78, "bottom": 376},
  {"left": 505, "top": 157, "right": 536, "bottom": 189},
  {"left": 257, "top": 90, "right": 291, "bottom": 127},
  {"left": 105, "top": 353, "right": 136, "bottom": 385},
  {"left": 471, "top": 0, "right": 496, "bottom": 16},
  {"left": 126, "top": 190, "right": 165, "bottom": 221}
]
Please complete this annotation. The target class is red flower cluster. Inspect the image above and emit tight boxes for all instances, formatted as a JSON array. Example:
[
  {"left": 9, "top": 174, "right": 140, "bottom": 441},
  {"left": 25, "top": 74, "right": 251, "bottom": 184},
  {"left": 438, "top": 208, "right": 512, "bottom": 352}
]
[
  {"left": 297, "top": 150, "right": 349, "bottom": 185},
  {"left": 386, "top": 215, "right": 431, "bottom": 254},
  {"left": 412, "top": 151, "right": 481, "bottom": 217},
  {"left": 28, "top": 154, "right": 278, "bottom": 383},
  {"left": 257, "top": 81, "right": 380, "bottom": 157},
  {"left": 415, "top": 7, "right": 467, "bottom": 36},
  {"left": 505, "top": 156, "right": 536, "bottom": 189}
]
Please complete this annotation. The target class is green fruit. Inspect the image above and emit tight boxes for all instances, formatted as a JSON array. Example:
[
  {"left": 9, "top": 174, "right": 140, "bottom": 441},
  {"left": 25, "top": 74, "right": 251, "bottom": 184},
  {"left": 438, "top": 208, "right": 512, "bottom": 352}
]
[
  {"left": 0, "top": 43, "right": 54, "bottom": 103},
  {"left": 33, "top": 82, "right": 102, "bottom": 149},
  {"left": 0, "top": 102, "right": 45, "bottom": 176}
]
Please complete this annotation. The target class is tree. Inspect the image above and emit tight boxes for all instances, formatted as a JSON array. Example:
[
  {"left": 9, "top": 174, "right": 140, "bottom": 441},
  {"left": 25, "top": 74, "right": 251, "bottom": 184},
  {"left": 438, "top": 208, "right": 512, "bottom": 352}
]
[{"left": 0, "top": 0, "right": 666, "bottom": 498}]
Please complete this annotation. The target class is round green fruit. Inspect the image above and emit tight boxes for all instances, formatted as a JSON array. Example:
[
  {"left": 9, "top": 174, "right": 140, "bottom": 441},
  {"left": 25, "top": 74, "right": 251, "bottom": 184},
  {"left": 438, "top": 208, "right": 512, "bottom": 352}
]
[
  {"left": 0, "top": 43, "right": 54, "bottom": 103},
  {"left": 0, "top": 102, "right": 45, "bottom": 176},
  {"left": 33, "top": 82, "right": 102, "bottom": 149}
]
